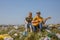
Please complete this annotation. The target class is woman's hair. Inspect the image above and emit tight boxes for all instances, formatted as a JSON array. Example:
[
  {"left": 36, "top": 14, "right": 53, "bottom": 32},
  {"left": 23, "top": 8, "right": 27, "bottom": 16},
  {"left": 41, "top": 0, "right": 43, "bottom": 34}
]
[{"left": 29, "top": 12, "right": 32, "bottom": 15}]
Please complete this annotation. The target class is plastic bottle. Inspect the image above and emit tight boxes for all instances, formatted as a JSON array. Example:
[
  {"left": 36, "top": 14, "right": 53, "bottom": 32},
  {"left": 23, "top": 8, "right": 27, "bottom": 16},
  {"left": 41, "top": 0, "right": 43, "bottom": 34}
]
[{"left": 44, "top": 36, "right": 51, "bottom": 40}]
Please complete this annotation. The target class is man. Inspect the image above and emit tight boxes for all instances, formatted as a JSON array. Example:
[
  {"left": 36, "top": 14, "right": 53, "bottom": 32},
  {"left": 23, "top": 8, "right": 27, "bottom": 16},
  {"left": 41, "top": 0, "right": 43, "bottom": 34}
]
[
  {"left": 25, "top": 12, "right": 33, "bottom": 32},
  {"left": 32, "top": 11, "right": 51, "bottom": 32}
]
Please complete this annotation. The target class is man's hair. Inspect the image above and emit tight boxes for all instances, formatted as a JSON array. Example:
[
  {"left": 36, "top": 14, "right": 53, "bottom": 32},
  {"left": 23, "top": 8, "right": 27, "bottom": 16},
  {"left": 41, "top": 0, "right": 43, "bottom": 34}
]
[{"left": 36, "top": 11, "right": 41, "bottom": 14}]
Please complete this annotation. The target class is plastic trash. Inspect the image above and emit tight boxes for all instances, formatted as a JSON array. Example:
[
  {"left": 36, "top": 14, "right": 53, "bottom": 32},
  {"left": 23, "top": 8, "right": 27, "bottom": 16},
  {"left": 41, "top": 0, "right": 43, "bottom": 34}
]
[
  {"left": 56, "top": 33, "right": 60, "bottom": 39},
  {"left": 44, "top": 36, "right": 51, "bottom": 40},
  {"left": 14, "top": 33, "right": 18, "bottom": 36},
  {"left": 4, "top": 37, "right": 13, "bottom": 40},
  {"left": 45, "top": 29, "right": 51, "bottom": 33},
  {"left": 39, "top": 37, "right": 44, "bottom": 40},
  {"left": 57, "top": 27, "right": 60, "bottom": 30},
  {"left": 47, "top": 27, "right": 52, "bottom": 30},
  {"left": 22, "top": 31, "right": 28, "bottom": 36},
  {"left": 13, "top": 26, "right": 18, "bottom": 29}
]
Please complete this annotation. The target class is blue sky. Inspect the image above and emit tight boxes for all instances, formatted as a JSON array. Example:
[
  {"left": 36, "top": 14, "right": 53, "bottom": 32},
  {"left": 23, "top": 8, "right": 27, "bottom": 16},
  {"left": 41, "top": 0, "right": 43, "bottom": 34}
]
[{"left": 0, "top": 0, "right": 60, "bottom": 25}]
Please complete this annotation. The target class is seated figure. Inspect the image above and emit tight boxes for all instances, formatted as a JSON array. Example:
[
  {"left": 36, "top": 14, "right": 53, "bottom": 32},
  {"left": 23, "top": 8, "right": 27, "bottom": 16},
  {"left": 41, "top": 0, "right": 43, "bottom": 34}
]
[{"left": 32, "top": 11, "right": 51, "bottom": 32}]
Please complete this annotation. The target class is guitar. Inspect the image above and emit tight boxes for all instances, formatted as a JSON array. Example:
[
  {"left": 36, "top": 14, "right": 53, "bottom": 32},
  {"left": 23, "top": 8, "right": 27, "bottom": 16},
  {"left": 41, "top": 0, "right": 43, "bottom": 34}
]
[
  {"left": 44, "top": 17, "right": 51, "bottom": 23},
  {"left": 32, "top": 17, "right": 51, "bottom": 26}
]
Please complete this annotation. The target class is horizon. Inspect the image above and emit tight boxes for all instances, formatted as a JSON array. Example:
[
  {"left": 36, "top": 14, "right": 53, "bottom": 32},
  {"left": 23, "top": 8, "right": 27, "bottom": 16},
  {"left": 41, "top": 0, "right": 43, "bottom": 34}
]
[{"left": 0, "top": 0, "right": 60, "bottom": 25}]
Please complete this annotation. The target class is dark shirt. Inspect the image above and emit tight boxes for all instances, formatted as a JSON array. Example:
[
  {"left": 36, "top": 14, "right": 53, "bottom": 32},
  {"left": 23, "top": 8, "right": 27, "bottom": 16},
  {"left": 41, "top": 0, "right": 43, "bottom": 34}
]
[{"left": 25, "top": 17, "right": 33, "bottom": 23}]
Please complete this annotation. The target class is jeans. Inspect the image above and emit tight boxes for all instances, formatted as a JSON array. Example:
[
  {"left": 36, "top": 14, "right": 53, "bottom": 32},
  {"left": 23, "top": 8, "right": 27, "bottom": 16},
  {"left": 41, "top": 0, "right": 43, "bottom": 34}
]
[
  {"left": 33, "top": 23, "right": 43, "bottom": 32},
  {"left": 39, "top": 23, "right": 43, "bottom": 30},
  {"left": 25, "top": 23, "right": 32, "bottom": 32}
]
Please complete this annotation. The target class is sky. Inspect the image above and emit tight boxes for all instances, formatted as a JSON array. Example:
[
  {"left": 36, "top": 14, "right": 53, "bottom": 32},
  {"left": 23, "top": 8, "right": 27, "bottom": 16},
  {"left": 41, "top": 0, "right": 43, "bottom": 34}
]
[{"left": 0, "top": 0, "right": 60, "bottom": 25}]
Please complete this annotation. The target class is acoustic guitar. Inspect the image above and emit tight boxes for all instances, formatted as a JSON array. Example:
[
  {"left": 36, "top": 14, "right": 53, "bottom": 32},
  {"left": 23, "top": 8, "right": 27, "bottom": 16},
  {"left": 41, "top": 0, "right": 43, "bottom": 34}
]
[{"left": 32, "top": 17, "right": 51, "bottom": 26}]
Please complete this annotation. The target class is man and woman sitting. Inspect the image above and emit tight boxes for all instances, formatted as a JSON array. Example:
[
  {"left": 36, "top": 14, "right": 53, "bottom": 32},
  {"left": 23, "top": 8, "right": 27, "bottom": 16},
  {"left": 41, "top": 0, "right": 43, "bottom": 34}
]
[{"left": 25, "top": 11, "right": 51, "bottom": 32}]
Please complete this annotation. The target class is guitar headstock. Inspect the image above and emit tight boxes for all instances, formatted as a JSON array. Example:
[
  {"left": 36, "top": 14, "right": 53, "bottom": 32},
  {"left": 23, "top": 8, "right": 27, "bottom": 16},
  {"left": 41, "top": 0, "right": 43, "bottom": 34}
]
[
  {"left": 46, "top": 17, "right": 51, "bottom": 20},
  {"left": 44, "top": 17, "right": 51, "bottom": 23},
  {"left": 47, "top": 17, "right": 51, "bottom": 19}
]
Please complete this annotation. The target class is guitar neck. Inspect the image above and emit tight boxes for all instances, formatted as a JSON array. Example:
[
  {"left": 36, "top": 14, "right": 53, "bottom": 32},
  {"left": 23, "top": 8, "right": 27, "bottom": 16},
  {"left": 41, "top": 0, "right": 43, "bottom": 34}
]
[{"left": 44, "top": 17, "right": 50, "bottom": 23}]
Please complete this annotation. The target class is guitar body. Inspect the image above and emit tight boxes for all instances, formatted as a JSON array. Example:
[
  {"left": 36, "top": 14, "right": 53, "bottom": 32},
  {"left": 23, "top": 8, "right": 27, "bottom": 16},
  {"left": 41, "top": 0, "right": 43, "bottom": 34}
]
[
  {"left": 32, "top": 16, "right": 51, "bottom": 26},
  {"left": 32, "top": 20, "right": 39, "bottom": 26},
  {"left": 32, "top": 19, "right": 43, "bottom": 26}
]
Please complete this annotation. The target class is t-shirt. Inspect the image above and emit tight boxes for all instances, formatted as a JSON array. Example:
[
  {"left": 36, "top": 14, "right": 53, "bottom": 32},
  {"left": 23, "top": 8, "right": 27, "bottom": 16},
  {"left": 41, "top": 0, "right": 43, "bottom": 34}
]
[
  {"left": 25, "top": 17, "right": 33, "bottom": 23},
  {"left": 33, "top": 16, "right": 43, "bottom": 22},
  {"left": 32, "top": 16, "right": 44, "bottom": 26}
]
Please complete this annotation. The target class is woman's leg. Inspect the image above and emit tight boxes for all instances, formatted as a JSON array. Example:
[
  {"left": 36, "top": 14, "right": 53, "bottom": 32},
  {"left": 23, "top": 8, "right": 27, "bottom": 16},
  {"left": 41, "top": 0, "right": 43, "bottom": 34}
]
[
  {"left": 25, "top": 23, "right": 28, "bottom": 32},
  {"left": 24, "top": 23, "right": 29, "bottom": 36},
  {"left": 29, "top": 23, "right": 34, "bottom": 32}
]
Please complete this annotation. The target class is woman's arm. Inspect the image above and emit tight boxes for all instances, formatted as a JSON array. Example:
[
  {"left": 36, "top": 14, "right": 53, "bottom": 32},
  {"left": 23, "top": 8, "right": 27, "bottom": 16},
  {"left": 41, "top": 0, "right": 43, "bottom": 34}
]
[{"left": 25, "top": 20, "right": 28, "bottom": 24}]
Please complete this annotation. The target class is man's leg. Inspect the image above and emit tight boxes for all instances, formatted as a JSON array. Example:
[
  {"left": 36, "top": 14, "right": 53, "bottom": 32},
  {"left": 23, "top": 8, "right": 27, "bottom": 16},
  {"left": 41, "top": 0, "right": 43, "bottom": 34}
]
[
  {"left": 33, "top": 26, "right": 37, "bottom": 32},
  {"left": 39, "top": 23, "right": 43, "bottom": 31}
]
